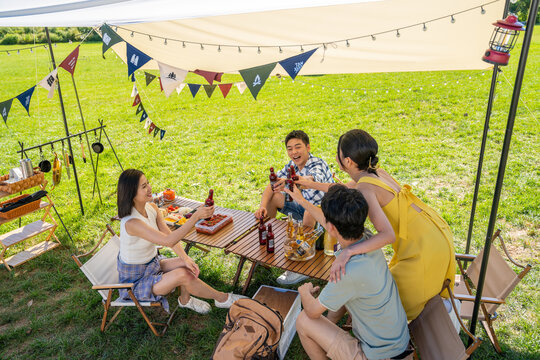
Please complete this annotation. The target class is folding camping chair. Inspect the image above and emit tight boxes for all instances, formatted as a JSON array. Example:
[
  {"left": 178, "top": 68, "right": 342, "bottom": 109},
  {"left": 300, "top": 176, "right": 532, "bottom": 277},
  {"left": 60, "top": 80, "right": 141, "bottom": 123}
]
[
  {"left": 409, "top": 280, "right": 481, "bottom": 360},
  {"left": 454, "top": 229, "right": 532, "bottom": 353},
  {"left": 72, "top": 224, "right": 178, "bottom": 336}
]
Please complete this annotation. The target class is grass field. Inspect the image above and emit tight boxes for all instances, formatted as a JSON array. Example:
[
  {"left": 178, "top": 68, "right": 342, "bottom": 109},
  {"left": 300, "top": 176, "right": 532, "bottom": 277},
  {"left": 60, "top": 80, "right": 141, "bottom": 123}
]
[{"left": 0, "top": 27, "right": 538, "bottom": 359}]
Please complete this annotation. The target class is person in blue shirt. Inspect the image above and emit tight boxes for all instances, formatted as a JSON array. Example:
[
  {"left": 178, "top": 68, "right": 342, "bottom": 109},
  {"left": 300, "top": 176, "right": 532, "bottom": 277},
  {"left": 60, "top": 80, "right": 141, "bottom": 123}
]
[
  {"left": 291, "top": 185, "right": 411, "bottom": 360},
  {"left": 254, "top": 130, "right": 334, "bottom": 284}
]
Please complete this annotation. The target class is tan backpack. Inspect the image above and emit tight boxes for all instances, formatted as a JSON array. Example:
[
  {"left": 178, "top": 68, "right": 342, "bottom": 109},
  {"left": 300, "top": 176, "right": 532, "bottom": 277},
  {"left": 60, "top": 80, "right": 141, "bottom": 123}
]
[{"left": 212, "top": 298, "right": 283, "bottom": 360}]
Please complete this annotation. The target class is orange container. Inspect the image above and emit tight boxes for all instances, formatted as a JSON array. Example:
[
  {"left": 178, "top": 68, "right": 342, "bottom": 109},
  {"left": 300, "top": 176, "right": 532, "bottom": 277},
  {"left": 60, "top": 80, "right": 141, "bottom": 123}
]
[{"left": 163, "top": 188, "right": 176, "bottom": 201}]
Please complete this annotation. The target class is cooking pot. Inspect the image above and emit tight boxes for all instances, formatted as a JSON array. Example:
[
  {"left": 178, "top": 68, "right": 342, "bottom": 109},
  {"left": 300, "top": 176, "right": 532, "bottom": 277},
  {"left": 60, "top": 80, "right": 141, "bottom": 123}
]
[{"left": 92, "top": 141, "right": 104, "bottom": 154}]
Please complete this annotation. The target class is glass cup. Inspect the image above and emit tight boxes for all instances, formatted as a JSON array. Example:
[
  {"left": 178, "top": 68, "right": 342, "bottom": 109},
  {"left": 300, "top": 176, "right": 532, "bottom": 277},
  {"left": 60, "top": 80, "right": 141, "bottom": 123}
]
[{"left": 324, "top": 230, "right": 338, "bottom": 256}]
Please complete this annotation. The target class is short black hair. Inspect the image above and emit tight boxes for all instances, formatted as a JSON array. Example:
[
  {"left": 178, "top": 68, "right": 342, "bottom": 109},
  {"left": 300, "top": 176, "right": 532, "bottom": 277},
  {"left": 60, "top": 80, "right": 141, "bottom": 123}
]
[
  {"left": 117, "top": 169, "right": 144, "bottom": 218},
  {"left": 285, "top": 130, "right": 310, "bottom": 146},
  {"left": 321, "top": 184, "right": 369, "bottom": 241}
]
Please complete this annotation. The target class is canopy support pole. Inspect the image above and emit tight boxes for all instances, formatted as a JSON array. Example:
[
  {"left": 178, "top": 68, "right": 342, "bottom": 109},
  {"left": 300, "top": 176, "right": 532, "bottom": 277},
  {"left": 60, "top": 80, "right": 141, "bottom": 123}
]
[
  {"left": 468, "top": 0, "right": 538, "bottom": 349},
  {"left": 45, "top": 27, "right": 85, "bottom": 216}
]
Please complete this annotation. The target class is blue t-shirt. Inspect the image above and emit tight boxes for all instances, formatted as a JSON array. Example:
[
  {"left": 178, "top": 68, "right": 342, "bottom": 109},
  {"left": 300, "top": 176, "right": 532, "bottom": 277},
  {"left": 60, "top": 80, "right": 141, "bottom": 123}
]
[{"left": 318, "top": 243, "right": 409, "bottom": 360}]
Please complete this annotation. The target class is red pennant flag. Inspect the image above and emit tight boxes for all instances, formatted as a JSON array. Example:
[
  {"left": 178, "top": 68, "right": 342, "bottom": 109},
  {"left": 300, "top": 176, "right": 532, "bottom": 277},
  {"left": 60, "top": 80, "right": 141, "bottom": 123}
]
[
  {"left": 132, "top": 94, "right": 141, "bottom": 107},
  {"left": 159, "top": 77, "right": 164, "bottom": 92},
  {"left": 59, "top": 46, "right": 80, "bottom": 75},
  {"left": 193, "top": 69, "right": 223, "bottom": 85},
  {"left": 218, "top": 84, "right": 233, "bottom": 98},
  {"left": 148, "top": 123, "right": 156, "bottom": 134}
]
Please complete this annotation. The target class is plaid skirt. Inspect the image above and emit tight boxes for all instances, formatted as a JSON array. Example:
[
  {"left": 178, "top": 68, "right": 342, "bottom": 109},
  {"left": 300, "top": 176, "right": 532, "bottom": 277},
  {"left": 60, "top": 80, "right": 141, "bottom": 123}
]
[{"left": 117, "top": 255, "right": 169, "bottom": 312}]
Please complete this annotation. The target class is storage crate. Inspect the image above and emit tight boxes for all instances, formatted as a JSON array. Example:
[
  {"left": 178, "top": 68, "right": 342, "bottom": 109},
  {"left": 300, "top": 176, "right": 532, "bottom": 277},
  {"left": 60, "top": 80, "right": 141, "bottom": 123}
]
[{"left": 253, "top": 285, "right": 301, "bottom": 360}]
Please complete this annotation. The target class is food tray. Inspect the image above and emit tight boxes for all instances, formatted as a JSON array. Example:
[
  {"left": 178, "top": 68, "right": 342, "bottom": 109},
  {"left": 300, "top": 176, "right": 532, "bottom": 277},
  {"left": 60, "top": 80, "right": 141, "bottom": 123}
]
[
  {"left": 0, "top": 194, "right": 41, "bottom": 219},
  {"left": 195, "top": 214, "right": 233, "bottom": 235},
  {"left": 0, "top": 171, "right": 45, "bottom": 194}
]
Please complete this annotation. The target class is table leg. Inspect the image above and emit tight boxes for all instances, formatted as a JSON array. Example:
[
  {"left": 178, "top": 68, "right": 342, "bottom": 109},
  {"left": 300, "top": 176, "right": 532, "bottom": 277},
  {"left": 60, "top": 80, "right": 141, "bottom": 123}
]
[
  {"left": 233, "top": 256, "right": 247, "bottom": 288},
  {"left": 242, "top": 261, "right": 259, "bottom": 295},
  {"left": 184, "top": 242, "right": 193, "bottom": 255}
]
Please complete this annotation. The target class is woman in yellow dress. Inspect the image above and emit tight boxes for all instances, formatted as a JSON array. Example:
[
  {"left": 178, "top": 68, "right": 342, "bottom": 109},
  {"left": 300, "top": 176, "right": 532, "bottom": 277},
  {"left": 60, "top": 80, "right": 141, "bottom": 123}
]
[{"left": 290, "top": 129, "right": 456, "bottom": 320}]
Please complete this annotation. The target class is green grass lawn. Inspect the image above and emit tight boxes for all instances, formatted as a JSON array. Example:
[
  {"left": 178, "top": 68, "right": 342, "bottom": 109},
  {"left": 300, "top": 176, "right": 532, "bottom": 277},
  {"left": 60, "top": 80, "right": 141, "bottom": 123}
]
[{"left": 0, "top": 27, "right": 538, "bottom": 359}]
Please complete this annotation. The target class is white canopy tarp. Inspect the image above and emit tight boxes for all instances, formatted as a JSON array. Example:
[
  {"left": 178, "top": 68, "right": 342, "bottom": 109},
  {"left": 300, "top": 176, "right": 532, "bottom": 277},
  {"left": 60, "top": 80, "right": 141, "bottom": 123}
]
[{"left": 0, "top": 0, "right": 503, "bottom": 74}]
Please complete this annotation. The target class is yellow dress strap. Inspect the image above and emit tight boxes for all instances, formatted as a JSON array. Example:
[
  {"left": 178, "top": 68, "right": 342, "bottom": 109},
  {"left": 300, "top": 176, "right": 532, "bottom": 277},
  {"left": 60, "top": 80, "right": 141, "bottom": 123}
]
[{"left": 357, "top": 176, "right": 397, "bottom": 195}]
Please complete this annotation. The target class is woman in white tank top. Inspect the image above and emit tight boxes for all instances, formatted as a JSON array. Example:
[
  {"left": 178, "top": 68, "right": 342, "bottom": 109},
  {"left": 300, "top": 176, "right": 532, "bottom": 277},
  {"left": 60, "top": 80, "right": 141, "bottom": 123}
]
[{"left": 117, "top": 169, "right": 245, "bottom": 314}]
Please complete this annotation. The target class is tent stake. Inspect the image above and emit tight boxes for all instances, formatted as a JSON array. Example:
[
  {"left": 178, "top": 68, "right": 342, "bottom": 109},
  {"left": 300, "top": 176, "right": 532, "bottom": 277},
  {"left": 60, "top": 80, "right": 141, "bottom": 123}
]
[
  {"left": 45, "top": 27, "right": 85, "bottom": 216},
  {"left": 467, "top": 0, "right": 538, "bottom": 349}
]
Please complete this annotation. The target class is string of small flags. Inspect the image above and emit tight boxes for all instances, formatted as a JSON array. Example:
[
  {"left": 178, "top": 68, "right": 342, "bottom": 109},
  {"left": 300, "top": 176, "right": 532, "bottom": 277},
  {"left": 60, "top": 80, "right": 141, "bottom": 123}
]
[
  {"left": 111, "top": 0, "right": 500, "bottom": 54},
  {"left": 130, "top": 81, "right": 166, "bottom": 140},
  {"left": 0, "top": 45, "right": 81, "bottom": 126},
  {"left": 279, "top": 71, "right": 488, "bottom": 94},
  {"left": 100, "top": 24, "right": 319, "bottom": 100}
]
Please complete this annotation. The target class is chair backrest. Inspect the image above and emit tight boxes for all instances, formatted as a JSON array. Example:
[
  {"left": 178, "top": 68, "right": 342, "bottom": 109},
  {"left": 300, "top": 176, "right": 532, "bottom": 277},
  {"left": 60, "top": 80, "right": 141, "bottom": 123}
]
[
  {"left": 409, "top": 295, "right": 469, "bottom": 360},
  {"left": 466, "top": 244, "right": 520, "bottom": 314},
  {"left": 79, "top": 235, "right": 121, "bottom": 300}
]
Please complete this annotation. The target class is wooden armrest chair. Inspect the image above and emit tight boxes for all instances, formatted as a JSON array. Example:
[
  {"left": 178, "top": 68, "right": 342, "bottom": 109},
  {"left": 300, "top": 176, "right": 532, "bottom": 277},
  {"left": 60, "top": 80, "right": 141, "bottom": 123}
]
[
  {"left": 409, "top": 280, "right": 481, "bottom": 360},
  {"left": 71, "top": 224, "right": 177, "bottom": 336},
  {"left": 454, "top": 229, "right": 532, "bottom": 353}
]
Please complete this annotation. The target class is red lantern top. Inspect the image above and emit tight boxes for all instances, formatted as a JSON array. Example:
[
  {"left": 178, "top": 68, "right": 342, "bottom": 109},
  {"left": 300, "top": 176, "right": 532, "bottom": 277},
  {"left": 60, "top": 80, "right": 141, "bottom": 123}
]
[{"left": 493, "top": 15, "right": 525, "bottom": 31}]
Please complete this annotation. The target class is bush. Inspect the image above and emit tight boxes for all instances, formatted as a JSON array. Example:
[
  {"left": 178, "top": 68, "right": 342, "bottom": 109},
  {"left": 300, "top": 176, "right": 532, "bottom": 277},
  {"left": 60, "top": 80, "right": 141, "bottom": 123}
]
[{"left": 0, "top": 34, "right": 20, "bottom": 45}]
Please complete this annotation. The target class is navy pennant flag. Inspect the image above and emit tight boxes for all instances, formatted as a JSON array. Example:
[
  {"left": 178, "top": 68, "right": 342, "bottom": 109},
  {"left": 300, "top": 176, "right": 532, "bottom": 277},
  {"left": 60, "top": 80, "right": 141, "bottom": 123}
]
[
  {"left": 239, "top": 63, "right": 276, "bottom": 100},
  {"left": 203, "top": 85, "right": 217, "bottom": 98},
  {"left": 140, "top": 110, "right": 148, "bottom": 122},
  {"left": 100, "top": 24, "right": 123, "bottom": 58},
  {"left": 160, "top": 129, "right": 166, "bottom": 140},
  {"left": 188, "top": 84, "right": 201, "bottom": 98},
  {"left": 278, "top": 48, "right": 318, "bottom": 80},
  {"left": 136, "top": 103, "right": 145, "bottom": 115},
  {"left": 0, "top": 98, "right": 13, "bottom": 124},
  {"left": 16, "top": 86, "right": 36, "bottom": 115},
  {"left": 126, "top": 44, "right": 152, "bottom": 76},
  {"left": 145, "top": 72, "right": 157, "bottom": 86}
]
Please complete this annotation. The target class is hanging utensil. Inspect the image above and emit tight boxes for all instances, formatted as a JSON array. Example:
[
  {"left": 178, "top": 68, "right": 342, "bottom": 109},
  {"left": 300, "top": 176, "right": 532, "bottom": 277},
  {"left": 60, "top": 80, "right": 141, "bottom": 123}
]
[
  {"left": 38, "top": 146, "right": 52, "bottom": 173},
  {"left": 79, "top": 135, "right": 87, "bottom": 163},
  {"left": 52, "top": 152, "right": 62, "bottom": 189},
  {"left": 62, "top": 140, "right": 70, "bottom": 180},
  {"left": 91, "top": 129, "right": 104, "bottom": 154}
]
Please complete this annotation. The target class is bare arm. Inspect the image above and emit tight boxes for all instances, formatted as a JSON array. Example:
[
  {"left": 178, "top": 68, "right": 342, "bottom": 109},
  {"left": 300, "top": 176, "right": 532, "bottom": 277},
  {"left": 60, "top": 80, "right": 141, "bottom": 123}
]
[
  {"left": 294, "top": 176, "right": 333, "bottom": 193},
  {"left": 152, "top": 202, "right": 172, "bottom": 235},
  {"left": 284, "top": 185, "right": 327, "bottom": 227},
  {"left": 298, "top": 283, "right": 326, "bottom": 319}
]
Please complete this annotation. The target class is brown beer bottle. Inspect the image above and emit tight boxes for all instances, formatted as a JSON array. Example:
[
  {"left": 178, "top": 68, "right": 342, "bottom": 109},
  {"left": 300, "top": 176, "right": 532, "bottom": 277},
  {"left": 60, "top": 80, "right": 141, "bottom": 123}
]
[
  {"left": 266, "top": 224, "right": 275, "bottom": 253},
  {"left": 204, "top": 189, "right": 214, "bottom": 220},
  {"left": 285, "top": 169, "right": 293, "bottom": 202},
  {"left": 269, "top": 167, "right": 278, "bottom": 190},
  {"left": 258, "top": 218, "right": 267, "bottom": 245},
  {"left": 289, "top": 165, "right": 299, "bottom": 181}
]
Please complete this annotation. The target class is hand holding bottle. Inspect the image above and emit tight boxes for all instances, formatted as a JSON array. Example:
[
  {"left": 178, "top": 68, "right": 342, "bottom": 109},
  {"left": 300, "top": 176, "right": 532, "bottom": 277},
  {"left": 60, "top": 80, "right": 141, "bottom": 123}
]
[
  {"left": 194, "top": 205, "right": 214, "bottom": 221},
  {"left": 283, "top": 182, "right": 305, "bottom": 203},
  {"left": 294, "top": 175, "right": 315, "bottom": 189}
]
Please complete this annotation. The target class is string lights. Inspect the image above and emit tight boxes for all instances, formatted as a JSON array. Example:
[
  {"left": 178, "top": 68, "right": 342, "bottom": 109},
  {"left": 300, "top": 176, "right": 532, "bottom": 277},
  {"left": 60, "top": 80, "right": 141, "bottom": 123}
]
[
  {"left": 0, "top": 44, "right": 48, "bottom": 55},
  {"left": 112, "top": 1, "right": 498, "bottom": 54}
]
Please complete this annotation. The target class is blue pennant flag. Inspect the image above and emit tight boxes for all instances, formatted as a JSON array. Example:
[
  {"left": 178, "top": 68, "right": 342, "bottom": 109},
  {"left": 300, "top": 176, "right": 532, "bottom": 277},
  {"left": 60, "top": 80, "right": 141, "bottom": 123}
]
[
  {"left": 188, "top": 84, "right": 201, "bottom": 98},
  {"left": 160, "top": 129, "right": 166, "bottom": 140},
  {"left": 278, "top": 48, "right": 318, "bottom": 80},
  {"left": 16, "top": 86, "right": 36, "bottom": 115},
  {"left": 126, "top": 43, "right": 152, "bottom": 77},
  {"left": 140, "top": 110, "right": 148, "bottom": 122},
  {"left": 131, "top": 73, "right": 136, "bottom": 82}
]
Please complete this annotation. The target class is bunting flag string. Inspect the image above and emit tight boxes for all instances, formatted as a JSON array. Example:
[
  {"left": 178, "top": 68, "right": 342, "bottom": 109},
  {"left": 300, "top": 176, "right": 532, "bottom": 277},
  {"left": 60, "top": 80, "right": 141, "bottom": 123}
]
[
  {"left": 16, "top": 86, "right": 36, "bottom": 115},
  {"left": 0, "top": 99, "right": 13, "bottom": 124},
  {"left": 218, "top": 83, "right": 232, "bottom": 98},
  {"left": 126, "top": 43, "right": 152, "bottom": 76},
  {"left": 158, "top": 62, "right": 188, "bottom": 97},
  {"left": 59, "top": 46, "right": 80, "bottom": 75},
  {"left": 203, "top": 85, "right": 217, "bottom": 98},
  {"left": 239, "top": 62, "right": 277, "bottom": 99},
  {"left": 145, "top": 71, "right": 157, "bottom": 86},
  {"left": 188, "top": 84, "right": 201, "bottom": 98},
  {"left": 130, "top": 74, "right": 166, "bottom": 140},
  {"left": 192, "top": 69, "right": 223, "bottom": 85},
  {"left": 100, "top": 23, "right": 124, "bottom": 58}
]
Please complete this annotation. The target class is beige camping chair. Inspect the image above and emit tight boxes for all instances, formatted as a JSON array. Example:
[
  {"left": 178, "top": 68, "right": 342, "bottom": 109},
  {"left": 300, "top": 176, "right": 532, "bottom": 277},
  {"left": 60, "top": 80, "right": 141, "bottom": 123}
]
[
  {"left": 72, "top": 224, "right": 177, "bottom": 336},
  {"left": 409, "top": 280, "right": 481, "bottom": 360},
  {"left": 454, "top": 229, "right": 532, "bottom": 353}
]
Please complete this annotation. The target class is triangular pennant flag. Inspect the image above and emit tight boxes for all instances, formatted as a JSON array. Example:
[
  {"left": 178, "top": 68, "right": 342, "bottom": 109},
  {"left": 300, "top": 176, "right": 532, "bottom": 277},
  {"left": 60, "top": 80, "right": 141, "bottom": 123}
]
[
  {"left": 176, "top": 83, "right": 186, "bottom": 94},
  {"left": 38, "top": 68, "right": 58, "bottom": 99},
  {"left": 148, "top": 123, "right": 156, "bottom": 134},
  {"left": 188, "top": 84, "right": 201, "bottom": 98},
  {"left": 131, "top": 73, "right": 136, "bottom": 82},
  {"left": 131, "top": 83, "right": 138, "bottom": 97},
  {"left": 16, "top": 86, "right": 35, "bottom": 115},
  {"left": 144, "top": 118, "right": 152, "bottom": 129},
  {"left": 193, "top": 69, "right": 223, "bottom": 85},
  {"left": 203, "top": 84, "right": 217, "bottom": 98},
  {"left": 0, "top": 98, "right": 13, "bottom": 124},
  {"left": 160, "top": 129, "right": 166, "bottom": 140},
  {"left": 140, "top": 111, "right": 148, "bottom": 122},
  {"left": 100, "top": 24, "right": 123, "bottom": 58},
  {"left": 218, "top": 83, "right": 233, "bottom": 98},
  {"left": 236, "top": 82, "right": 247, "bottom": 94},
  {"left": 136, "top": 103, "right": 145, "bottom": 115},
  {"left": 159, "top": 77, "right": 163, "bottom": 92},
  {"left": 278, "top": 48, "right": 318, "bottom": 80},
  {"left": 145, "top": 72, "right": 156, "bottom": 86},
  {"left": 132, "top": 94, "right": 141, "bottom": 107},
  {"left": 126, "top": 43, "right": 152, "bottom": 76},
  {"left": 239, "top": 63, "right": 276, "bottom": 99},
  {"left": 158, "top": 62, "right": 188, "bottom": 97},
  {"left": 59, "top": 46, "right": 80, "bottom": 75},
  {"left": 153, "top": 126, "right": 159, "bottom": 137}
]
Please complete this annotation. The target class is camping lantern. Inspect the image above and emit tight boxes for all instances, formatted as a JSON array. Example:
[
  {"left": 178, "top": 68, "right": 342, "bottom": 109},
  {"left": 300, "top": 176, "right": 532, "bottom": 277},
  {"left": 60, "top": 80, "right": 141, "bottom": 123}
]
[{"left": 482, "top": 14, "right": 525, "bottom": 66}]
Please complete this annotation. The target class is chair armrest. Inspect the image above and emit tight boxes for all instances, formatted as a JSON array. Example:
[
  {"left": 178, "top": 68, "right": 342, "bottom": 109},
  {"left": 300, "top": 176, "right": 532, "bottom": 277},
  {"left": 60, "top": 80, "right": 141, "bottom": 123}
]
[
  {"left": 92, "top": 283, "right": 134, "bottom": 290},
  {"left": 454, "top": 293, "right": 505, "bottom": 305},
  {"left": 455, "top": 253, "right": 476, "bottom": 261}
]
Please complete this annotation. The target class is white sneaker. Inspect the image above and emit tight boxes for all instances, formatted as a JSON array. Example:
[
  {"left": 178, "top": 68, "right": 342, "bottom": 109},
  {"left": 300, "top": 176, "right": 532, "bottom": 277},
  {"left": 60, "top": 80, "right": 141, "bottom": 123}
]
[
  {"left": 215, "top": 293, "right": 248, "bottom": 309},
  {"left": 276, "top": 271, "right": 308, "bottom": 285},
  {"left": 178, "top": 296, "right": 211, "bottom": 314}
]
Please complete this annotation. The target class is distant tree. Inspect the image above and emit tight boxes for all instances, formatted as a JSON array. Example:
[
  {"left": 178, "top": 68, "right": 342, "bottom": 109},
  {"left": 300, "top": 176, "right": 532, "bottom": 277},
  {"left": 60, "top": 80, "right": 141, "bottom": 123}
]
[{"left": 509, "top": 0, "right": 539, "bottom": 24}]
